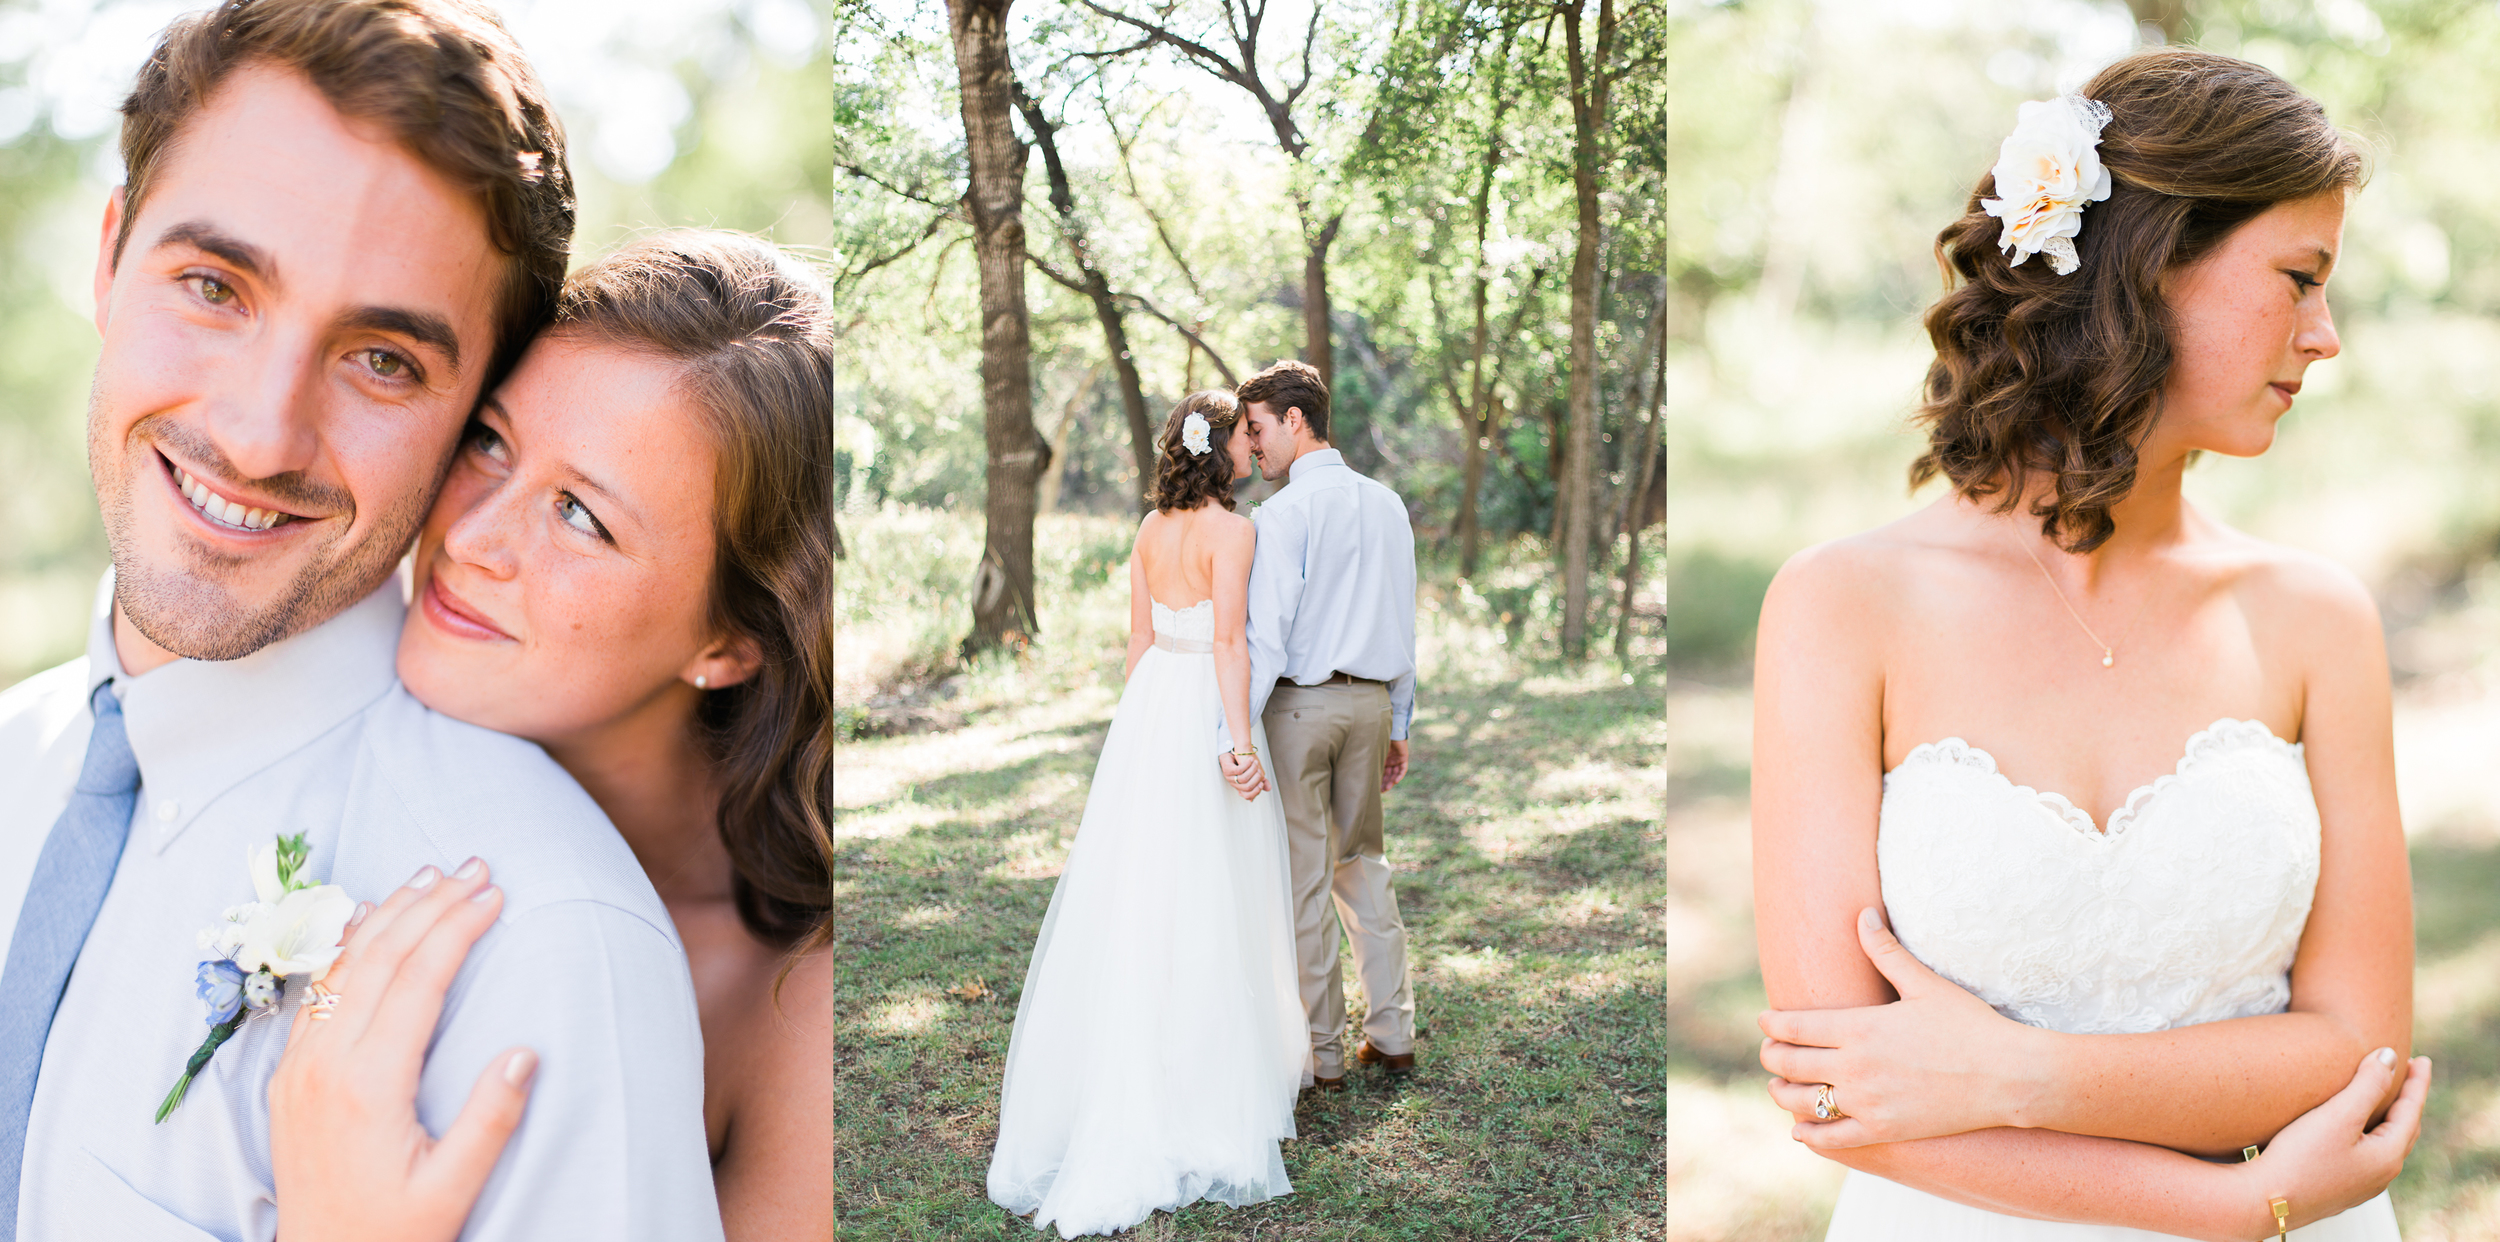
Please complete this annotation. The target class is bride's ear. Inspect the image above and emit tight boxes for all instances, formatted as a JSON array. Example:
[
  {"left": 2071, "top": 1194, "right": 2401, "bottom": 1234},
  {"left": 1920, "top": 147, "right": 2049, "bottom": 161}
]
[{"left": 683, "top": 632, "right": 765, "bottom": 692}]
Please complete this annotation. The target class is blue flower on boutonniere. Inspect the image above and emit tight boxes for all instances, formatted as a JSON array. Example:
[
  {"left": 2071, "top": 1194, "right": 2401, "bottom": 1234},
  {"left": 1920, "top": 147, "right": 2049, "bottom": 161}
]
[
  {"left": 157, "top": 833, "right": 356, "bottom": 1123},
  {"left": 193, "top": 960, "right": 245, "bottom": 1027}
]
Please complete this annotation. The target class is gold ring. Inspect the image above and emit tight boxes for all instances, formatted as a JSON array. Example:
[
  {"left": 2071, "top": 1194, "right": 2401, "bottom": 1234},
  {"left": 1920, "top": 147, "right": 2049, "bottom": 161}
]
[
  {"left": 306, "top": 982, "right": 343, "bottom": 1021},
  {"left": 1813, "top": 1083, "right": 1846, "bottom": 1121}
]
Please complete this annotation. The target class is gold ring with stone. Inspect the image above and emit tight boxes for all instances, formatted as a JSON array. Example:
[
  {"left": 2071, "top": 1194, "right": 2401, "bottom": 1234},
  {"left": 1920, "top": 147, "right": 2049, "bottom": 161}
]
[
  {"left": 1814, "top": 1083, "right": 1846, "bottom": 1121},
  {"left": 307, "top": 982, "right": 344, "bottom": 1021}
]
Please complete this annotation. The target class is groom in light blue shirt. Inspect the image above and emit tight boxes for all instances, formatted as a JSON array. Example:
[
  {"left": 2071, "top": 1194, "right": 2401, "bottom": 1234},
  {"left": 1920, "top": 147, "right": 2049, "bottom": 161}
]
[
  {"left": 1220, "top": 360, "right": 1420, "bottom": 1088},
  {"left": 0, "top": 3, "right": 717, "bottom": 1237}
]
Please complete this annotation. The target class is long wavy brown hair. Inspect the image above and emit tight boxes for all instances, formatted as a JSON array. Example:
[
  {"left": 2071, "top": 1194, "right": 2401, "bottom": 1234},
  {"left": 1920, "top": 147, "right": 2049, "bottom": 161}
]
[
  {"left": 1912, "top": 49, "right": 2363, "bottom": 552},
  {"left": 556, "top": 231, "right": 835, "bottom": 957},
  {"left": 1149, "top": 390, "right": 1244, "bottom": 513}
]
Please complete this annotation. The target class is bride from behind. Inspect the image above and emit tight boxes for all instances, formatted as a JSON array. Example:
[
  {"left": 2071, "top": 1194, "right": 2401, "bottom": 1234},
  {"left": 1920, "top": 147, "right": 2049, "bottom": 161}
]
[
  {"left": 1750, "top": 50, "right": 2428, "bottom": 1239},
  {"left": 986, "top": 390, "right": 1307, "bottom": 1238}
]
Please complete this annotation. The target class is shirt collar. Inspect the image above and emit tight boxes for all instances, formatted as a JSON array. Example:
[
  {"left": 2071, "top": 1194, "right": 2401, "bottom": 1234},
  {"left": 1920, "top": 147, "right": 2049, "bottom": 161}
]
[
  {"left": 85, "top": 567, "right": 405, "bottom": 849},
  {"left": 1287, "top": 446, "right": 1345, "bottom": 483}
]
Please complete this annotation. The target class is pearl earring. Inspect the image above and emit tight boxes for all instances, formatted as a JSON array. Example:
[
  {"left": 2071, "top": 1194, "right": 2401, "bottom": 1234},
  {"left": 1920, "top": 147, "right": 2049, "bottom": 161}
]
[{"left": 695, "top": 675, "right": 708, "bottom": 690}]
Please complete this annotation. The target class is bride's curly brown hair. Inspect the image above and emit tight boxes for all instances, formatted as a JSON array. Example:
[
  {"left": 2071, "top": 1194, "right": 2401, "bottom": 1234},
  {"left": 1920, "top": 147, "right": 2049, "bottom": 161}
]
[
  {"left": 1913, "top": 48, "right": 2363, "bottom": 552},
  {"left": 1149, "top": 390, "right": 1243, "bottom": 513}
]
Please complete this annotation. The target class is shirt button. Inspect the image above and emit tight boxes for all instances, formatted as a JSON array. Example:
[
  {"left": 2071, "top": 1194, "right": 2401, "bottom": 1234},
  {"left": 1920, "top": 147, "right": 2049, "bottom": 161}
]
[{"left": 156, "top": 801, "right": 178, "bottom": 823}]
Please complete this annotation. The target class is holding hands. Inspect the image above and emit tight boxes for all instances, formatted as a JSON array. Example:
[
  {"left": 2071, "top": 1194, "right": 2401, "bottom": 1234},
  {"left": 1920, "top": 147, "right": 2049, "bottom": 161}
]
[{"left": 1219, "top": 751, "right": 1269, "bottom": 800}]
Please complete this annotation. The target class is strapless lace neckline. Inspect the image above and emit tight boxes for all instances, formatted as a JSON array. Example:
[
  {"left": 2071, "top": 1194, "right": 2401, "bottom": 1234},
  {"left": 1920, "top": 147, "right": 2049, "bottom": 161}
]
[{"left": 1887, "top": 718, "right": 2297, "bottom": 838}]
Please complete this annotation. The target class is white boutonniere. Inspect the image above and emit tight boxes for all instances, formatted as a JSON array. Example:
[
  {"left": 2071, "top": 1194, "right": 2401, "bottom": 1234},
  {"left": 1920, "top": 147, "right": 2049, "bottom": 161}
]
[
  {"left": 157, "top": 833, "right": 355, "bottom": 1122},
  {"left": 1981, "top": 94, "right": 2115, "bottom": 276}
]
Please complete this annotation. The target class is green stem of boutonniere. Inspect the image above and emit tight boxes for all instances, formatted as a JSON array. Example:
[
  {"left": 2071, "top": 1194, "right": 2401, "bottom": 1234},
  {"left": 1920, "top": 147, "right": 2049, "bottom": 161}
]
[{"left": 155, "top": 1011, "right": 247, "bottom": 1124}]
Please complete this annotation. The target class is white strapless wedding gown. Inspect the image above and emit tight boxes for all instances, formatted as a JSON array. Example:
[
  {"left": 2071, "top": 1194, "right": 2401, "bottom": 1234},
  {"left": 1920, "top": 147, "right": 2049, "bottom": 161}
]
[
  {"left": 1826, "top": 719, "right": 2399, "bottom": 1240},
  {"left": 986, "top": 599, "right": 1307, "bottom": 1238}
]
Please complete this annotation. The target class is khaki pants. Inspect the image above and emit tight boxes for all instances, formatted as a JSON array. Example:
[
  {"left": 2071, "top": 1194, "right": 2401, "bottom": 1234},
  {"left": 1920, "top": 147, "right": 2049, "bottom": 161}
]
[{"left": 1264, "top": 681, "right": 1415, "bottom": 1078}]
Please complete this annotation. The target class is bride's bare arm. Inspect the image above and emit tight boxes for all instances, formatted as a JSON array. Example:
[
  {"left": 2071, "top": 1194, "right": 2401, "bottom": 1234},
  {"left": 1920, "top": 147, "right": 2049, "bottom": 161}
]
[
  {"left": 1123, "top": 523, "right": 1156, "bottom": 681},
  {"left": 1752, "top": 544, "right": 2419, "bottom": 1231},
  {"left": 1760, "top": 555, "right": 2411, "bottom": 1156},
  {"left": 1209, "top": 512, "right": 1260, "bottom": 761}
]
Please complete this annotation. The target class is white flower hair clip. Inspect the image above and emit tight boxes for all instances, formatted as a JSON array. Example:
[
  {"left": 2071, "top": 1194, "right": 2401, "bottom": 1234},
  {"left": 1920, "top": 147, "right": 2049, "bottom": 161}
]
[
  {"left": 1982, "top": 94, "right": 2114, "bottom": 276},
  {"left": 1181, "top": 411, "right": 1213, "bottom": 456}
]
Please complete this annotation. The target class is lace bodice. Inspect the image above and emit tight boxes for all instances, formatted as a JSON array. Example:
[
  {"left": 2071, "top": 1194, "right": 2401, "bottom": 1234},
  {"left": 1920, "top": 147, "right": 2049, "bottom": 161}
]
[
  {"left": 1153, "top": 597, "right": 1215, "bottom": 644},
  {"left": 1877, "top": 719, "right": 2320, "bottom": 1036}
]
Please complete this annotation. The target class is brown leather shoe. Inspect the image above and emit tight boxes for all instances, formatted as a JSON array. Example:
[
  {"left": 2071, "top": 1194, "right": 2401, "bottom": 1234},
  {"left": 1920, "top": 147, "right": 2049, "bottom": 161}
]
[{"left": 1356, "top": 1040, "right": 1415, "bottom": 1073}]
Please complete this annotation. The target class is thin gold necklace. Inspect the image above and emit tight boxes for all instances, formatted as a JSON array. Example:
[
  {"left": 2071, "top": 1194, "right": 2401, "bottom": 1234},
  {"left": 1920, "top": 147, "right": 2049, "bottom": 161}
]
[{"left": 2012, "top": 530, "right": 2154, "bottom": 669}]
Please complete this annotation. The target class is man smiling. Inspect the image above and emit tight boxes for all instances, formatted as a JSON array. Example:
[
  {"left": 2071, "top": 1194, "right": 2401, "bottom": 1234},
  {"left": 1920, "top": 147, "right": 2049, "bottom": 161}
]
[{"left": 0, "top": 2, "right": 718, "bottom": 1237}]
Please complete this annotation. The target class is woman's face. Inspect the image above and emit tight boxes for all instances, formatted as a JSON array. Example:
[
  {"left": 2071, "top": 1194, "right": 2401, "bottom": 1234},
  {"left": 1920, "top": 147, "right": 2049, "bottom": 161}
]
[
  {"left": 396, "top": 333, "right": 732, "bottom": 746},
  {"left": 1225, "top": 417, "right": 1254, "bottom": 482},
  {"left": 2153, "top": 191, "right": 2346, "bottom": 459}
]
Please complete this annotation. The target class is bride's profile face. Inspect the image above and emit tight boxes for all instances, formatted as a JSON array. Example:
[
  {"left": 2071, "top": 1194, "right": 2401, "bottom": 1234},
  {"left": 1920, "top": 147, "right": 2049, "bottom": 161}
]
[
  {"left": 2151, "top": 191, "right": 2346, "bottom": 460},
  {"left": 1226, "top": 418, "right": 1254, "bottom": 482},
  {"left": 396, "top": 333, "right": 724, "bottom": 744}
]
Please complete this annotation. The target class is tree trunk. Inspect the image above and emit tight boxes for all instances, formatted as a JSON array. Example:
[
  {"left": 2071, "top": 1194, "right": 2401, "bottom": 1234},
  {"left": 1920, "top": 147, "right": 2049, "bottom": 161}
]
[
  {"left": 1547, "top": 399, "right": 1568, "bottom": 553},
  {"left": 1458, "top": 268, "right": 1545, "bottom": 575},
  {"left": 1454, "top": 88, "right": 1502, "bottom": 579},
  {"left": 949, "top": 0, "right": 1048, "bottom": 656},
  {"left": 1036, "top": 359, "right": 1105, "bottom": 515},
  {"left": 1015, "top": 82, "right": 1156, "bottom": 510},
  {"left": 1557, "top": 0, "right": 1614, "bottom": 661},
  {"left": 1613, "top": 285, "right": 1666, "bottom": 661},
  {"left": 2125, "top": 0, "right": 2188, "bottom": 44},
  {"left": 1304, "top": 211, "right": 1343, "bottom": 394}
]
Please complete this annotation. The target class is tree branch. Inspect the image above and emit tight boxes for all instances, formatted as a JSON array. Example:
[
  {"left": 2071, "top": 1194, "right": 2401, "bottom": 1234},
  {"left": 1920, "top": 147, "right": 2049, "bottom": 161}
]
[
  {"left": 835, "top": 162, "right": 962, "bottom": 215},
  {"left": 835, "top": 212, "right": 950, "bottom": 294},
  {"left": 1124, "top": 293, "right": 1236, "bottom": 385}
]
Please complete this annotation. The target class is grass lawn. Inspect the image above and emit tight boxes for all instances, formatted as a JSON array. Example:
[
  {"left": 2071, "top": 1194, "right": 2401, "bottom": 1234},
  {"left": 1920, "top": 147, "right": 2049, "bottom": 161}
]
[{"left": 831, "top": 509, "right": 1665, "bottom": 1240}]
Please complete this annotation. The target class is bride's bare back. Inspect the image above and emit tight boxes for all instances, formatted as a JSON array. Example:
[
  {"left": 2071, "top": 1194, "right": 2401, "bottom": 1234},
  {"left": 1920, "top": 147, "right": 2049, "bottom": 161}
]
[{"left": 1134, "top": 501, "right": 1246, "bottom": 608}]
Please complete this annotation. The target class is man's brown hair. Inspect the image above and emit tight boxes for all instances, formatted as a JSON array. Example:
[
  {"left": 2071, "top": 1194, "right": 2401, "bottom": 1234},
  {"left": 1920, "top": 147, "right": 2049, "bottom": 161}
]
[
  {"left": 117, "top": 0, "right": 575, "bottom": 381},
  {"left": 1912, "top": 48, "right": 2361, "bottom": 553},
  {"left": 1237, "top": 358, "right": 1331, "bottom": 442}
]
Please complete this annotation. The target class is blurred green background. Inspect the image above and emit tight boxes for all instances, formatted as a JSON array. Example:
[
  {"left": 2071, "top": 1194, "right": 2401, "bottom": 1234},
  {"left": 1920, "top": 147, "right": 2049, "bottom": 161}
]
[
  {"left": 1667, "top": 0, "right": 2500, "bottom": 1237},
  {"left": 0, "top": 0, "right": 838, "bottom": 686}
]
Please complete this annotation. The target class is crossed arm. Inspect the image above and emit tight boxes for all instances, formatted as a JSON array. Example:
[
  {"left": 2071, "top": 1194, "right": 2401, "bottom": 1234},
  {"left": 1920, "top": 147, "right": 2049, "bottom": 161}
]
[{"left": 1748, "top": 549, "right": 2423, "bottom": 1238}]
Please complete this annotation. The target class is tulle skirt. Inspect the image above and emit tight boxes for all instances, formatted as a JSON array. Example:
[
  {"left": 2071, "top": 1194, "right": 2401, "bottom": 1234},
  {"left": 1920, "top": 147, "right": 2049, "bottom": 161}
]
[
  {"left": 1827, "top": 1173, "right": 2399, "bottom": 1240},
  {"left": 985, "top": 645, "right": 1307, "bottom": 1238}
]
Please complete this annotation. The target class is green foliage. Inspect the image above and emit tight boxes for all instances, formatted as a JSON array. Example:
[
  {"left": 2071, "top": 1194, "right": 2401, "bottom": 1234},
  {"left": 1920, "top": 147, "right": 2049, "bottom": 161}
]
[{"left": 1664, "top": 550, "right": 1774, "bottom": 673}]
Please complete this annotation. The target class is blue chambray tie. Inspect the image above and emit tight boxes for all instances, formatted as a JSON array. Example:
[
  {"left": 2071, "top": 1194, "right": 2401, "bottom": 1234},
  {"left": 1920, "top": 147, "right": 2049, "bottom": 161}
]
[{"left": 0, "top": 683, "right": 138, "bottom": 1236}]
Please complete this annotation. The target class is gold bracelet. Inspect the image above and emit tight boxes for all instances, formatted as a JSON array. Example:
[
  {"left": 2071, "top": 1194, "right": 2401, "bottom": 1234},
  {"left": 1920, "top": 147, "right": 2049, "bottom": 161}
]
[
  {"left": 1230, "top": 746, "right": 1258, "bottom": 758},
  {"left": 2241, "top": 1146, "right": 2287, "bottom": 1240}
]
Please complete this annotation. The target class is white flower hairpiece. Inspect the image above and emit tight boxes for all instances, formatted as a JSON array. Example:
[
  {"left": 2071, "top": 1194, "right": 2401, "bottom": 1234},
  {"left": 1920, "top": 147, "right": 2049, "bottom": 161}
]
[
  {"left": 1981, "top": 94, "right": 2115, "bottom": 276},
  {"left": 1181, "top": 411, "right": 1213, "bottom": 456}
]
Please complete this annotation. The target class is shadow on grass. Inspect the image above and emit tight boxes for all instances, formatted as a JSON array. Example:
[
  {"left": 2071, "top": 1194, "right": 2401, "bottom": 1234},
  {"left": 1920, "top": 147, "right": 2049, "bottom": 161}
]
[{"left": 832, "top": 671, "right": 1663, "bottom": 1241}]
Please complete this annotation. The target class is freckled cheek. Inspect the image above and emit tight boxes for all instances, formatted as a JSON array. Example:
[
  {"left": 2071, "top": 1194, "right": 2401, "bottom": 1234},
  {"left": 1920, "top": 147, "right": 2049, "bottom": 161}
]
[{"left": 522, "top": 558, "right": 694, "bottom": 706}]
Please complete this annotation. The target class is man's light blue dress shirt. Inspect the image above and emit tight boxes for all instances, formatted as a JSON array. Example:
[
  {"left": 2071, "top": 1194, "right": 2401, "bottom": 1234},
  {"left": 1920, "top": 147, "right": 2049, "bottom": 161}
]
[
  {"left": 1217, "top": 447, "right": 1419, "bottom": 754},
  {"left": 0, "top": 573, "right": 721, "bottom": 1241}
]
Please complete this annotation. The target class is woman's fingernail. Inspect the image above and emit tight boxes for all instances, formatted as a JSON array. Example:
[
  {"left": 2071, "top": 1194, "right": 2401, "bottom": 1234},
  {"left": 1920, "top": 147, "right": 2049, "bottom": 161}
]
[
  {"left": 347, "top": 901, "right": 373, "bottom": 928},
  {"left": 2377, "top": 1047, "right": 2397, "bottom": 1068},
  {"left": 409, "top": 866, "right": 440, "bottom": 890},
  {"left": 470, "top": 884, "right": 501, "bottom": 905},
  {"left": 454, "top": 857, "right": 484, "bottom": 881},
  {"left": 505, "top": 1048, "right": 538, "bottom": 1087}
]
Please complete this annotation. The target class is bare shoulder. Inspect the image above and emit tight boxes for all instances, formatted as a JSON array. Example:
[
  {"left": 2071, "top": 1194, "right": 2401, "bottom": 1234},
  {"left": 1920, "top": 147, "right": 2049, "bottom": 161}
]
[
  {"left": 2212, "top": 528, "right": 2380, "bottom": 637},
  {"left": 1209, "top": 505, "right": 1257, "bottom": 544},
  {"left": 714, "top": 943, "right": 832, "bottom": 1239},
  {"left": 1760, "top": 512, "right": 1945, "bottom": 635}
]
